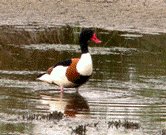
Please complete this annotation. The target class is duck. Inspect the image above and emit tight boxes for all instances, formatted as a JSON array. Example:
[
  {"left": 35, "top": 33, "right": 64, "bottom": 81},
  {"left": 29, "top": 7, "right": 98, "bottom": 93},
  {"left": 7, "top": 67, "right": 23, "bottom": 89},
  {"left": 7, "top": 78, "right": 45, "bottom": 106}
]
[{"left": 37, "top": 28, "right": 101, "bottom": 92}]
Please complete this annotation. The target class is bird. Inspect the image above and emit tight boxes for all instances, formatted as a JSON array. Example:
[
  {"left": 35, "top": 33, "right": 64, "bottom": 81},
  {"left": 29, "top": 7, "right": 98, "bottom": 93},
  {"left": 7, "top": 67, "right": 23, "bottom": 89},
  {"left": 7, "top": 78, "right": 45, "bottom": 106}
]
[{"left": 37, "top": 28, "right": 101, "bottom": 92}]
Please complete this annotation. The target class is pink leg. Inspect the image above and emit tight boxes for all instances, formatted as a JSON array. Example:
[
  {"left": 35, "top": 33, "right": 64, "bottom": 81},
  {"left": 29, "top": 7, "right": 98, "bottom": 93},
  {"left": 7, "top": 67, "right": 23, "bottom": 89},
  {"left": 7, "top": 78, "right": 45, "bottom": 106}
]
[{"left": 60, "top": 86, "right": 64, "bottom": 93}]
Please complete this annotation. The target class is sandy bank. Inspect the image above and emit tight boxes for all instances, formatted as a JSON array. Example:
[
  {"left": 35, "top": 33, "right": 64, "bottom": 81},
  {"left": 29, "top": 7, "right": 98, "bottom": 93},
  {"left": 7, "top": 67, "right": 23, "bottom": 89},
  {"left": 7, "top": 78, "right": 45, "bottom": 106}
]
[{"left": 0, "top": 0, "right": 166, "bottom": 33}]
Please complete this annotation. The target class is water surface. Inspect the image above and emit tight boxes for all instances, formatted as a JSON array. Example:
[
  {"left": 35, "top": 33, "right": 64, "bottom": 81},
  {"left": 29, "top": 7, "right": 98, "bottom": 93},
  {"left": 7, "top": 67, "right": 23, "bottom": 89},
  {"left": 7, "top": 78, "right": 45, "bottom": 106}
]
[{"left": 0, "top": 25, "right": 166, "bottom": 135}]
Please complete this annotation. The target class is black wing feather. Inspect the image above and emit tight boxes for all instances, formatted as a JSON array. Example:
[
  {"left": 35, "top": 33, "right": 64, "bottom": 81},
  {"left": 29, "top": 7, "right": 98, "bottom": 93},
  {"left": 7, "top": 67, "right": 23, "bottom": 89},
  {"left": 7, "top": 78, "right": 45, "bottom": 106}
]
[{"left": 53, "top": 59, "right": 72, "bottom": 67}]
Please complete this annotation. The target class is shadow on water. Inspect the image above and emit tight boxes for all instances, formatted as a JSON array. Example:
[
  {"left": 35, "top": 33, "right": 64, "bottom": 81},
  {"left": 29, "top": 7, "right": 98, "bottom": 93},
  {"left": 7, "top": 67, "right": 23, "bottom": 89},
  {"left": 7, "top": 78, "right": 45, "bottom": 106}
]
[{"left": 0, "top": 25, "right": 166, "bottom": 134}]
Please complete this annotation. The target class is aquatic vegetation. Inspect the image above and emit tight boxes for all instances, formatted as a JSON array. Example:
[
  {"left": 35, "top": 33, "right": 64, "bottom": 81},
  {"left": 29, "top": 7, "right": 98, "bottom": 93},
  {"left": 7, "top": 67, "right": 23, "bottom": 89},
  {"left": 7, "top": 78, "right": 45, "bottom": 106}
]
[{"left": 22, "top": 111, "right": 64, "bottom": 121}]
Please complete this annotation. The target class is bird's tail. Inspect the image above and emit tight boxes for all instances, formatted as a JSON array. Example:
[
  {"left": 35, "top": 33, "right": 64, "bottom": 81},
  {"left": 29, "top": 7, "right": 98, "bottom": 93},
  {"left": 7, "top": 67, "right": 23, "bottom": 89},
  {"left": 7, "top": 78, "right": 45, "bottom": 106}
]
[{"left": 37, "top": 73, "right": 52, "bottom": 83}]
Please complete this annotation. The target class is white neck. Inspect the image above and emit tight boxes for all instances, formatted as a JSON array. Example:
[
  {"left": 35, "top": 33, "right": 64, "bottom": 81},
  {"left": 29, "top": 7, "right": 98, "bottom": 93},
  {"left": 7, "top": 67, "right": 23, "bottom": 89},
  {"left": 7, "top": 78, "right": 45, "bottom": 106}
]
[{"left": 76, "top": 53, "right": 93, "bottom": 76}]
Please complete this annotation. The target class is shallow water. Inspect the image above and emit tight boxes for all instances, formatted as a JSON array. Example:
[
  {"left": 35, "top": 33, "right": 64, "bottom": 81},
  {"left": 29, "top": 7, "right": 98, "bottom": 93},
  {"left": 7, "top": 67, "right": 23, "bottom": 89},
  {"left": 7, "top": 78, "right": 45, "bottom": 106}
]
[{"left": 0, "top": 25, "right": 166, "bottom": 135}]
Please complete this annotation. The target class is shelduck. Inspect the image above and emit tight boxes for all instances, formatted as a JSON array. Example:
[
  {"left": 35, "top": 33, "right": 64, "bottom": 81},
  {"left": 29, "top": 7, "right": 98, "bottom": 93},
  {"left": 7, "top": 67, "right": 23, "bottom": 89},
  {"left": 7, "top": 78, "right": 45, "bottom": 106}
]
[{"left": 37, "top": 29, "right": 101, "bottom": 92}]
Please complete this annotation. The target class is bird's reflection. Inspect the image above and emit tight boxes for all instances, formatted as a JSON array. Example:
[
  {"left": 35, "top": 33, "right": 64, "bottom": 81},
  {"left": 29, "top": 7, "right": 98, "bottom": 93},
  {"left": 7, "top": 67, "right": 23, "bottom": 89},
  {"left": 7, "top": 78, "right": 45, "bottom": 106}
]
[{"left": 39, "top": 91, "right": 90, "bottom": 117}]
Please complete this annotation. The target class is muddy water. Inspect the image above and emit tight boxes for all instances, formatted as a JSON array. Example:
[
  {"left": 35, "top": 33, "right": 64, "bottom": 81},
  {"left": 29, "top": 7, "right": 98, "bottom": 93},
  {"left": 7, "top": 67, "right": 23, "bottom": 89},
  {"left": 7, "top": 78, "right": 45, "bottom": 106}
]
[{"left": 0, "top": 25, "right": 166, "bottom": 135}]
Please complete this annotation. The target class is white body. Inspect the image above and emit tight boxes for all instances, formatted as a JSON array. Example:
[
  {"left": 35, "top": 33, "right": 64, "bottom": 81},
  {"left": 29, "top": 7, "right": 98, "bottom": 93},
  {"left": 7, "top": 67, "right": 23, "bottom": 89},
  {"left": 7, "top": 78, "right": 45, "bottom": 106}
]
[
  {"left": 76, "top": 53, "right": 93, "bottom": 76},
  {"left": 37, "top": 53, "right": 93, "bottom": 87}
]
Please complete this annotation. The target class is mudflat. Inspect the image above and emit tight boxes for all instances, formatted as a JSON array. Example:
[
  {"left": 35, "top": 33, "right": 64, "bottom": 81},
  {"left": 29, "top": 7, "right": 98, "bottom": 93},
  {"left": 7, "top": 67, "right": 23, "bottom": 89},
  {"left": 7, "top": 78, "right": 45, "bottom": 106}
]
[{"left": 0, "top": 0, "right": 166, "bottom": 33}]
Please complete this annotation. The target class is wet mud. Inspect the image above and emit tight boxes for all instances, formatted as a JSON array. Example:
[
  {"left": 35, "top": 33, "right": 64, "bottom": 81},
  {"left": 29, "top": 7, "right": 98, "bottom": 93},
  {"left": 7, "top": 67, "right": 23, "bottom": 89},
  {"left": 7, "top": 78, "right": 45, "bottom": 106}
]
[{"left": 0, "top": 0, "right": 166, "bottom": 34}]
